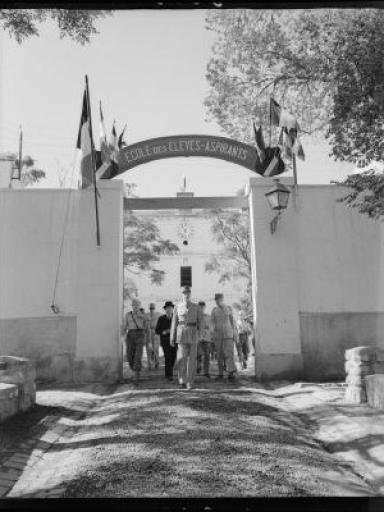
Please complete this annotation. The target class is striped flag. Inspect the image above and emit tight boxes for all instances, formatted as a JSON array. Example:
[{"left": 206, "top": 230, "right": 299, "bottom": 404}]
[
  {"left": 99, "top": 101, "right": 108, "bottom": 152},
  {"left": 253, "top": 121, "right": 266, "bottom": 164},
  {"left": 118, "top": 124, "right": 127, "bottom": 149},
  {"left": 278, "top": 127, "right": 305, "bottom": 161},
  {"left": 270, "top": 98, "right": 300, "bottom": 131},
  {"left": 76, "top": 88, "right": 94, "bottom": 189}
]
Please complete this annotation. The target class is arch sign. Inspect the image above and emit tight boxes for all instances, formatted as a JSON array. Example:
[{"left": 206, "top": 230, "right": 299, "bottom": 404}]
[{"left": 115, "top": 134, "right": 258, "bottom": 175}]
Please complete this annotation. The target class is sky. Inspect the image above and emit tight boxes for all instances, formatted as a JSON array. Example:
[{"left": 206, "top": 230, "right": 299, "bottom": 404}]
[{"left": 0, "top": 9, "right": 356, "bottom": 196}]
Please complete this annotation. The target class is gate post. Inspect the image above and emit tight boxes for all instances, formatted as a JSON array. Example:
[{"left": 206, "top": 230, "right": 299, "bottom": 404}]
[{"left": 248, "top": 177, "right": 303, "bottom": 381}]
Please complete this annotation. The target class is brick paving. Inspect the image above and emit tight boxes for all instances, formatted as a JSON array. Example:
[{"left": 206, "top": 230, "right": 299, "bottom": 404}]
[{"left": 0, "top": 397, "right": 89, "bottom": 498}]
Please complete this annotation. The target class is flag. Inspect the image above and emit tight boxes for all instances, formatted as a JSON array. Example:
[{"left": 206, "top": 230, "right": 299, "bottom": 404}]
[
  {"left": 99, "top": 101, "right": 108, "bottom": 152},
  {"left": 254, "top": 145, "right": 285, "bottom": 177},
  {"left": 278, "top": 127, "right": 305, "bottom": 161},
  {"left": 110, "top": 121, "right": 117, "bottom": 148},
  {"left": 118, "top": 124, "right": 127, "bottom": 149},
  {"left": 278, "top": 127, "right": 293, "bottom": 159},
  {"left": 76, "top": 88, "right": 94, "bottom": 188},
  {"left": 253, "top": 121, "right": 266, "bottom": 164},
  {"left": 270, "top": 98, "right": 300, "bottom": 131},
  {"left": 292, "top": 130, "right": 305, "bottom": 161}
]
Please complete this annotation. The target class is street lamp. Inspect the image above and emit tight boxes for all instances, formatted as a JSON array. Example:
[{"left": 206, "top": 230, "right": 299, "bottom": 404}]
[{"left": 264, "top": 179, "right": 291, "bottom": 234}]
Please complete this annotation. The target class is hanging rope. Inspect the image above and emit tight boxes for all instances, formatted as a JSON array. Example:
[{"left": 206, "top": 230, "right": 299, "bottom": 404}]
[{"left": 50, "top": 149, "right": 78, "bottom": 314}]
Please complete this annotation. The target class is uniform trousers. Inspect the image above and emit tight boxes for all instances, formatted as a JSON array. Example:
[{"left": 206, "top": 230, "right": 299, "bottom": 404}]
[
  {"left": 236, "top": 332, "right": 249, "bottom": 364},
  {"left": 197, "top": 341, "right": 211, "bottom": 375},
  {"left": 150, "top": 328, "right": 160, "bottom": 367},
  {"left": 161, "top": 341, "right": 178, "bottom": 378},
  {"left": 126, "top": 330, "right": 146, "bottom": 373},
  {"left": 214, "top": 337, "right": 237, "bottom": 375},
  {"left": 174, "top": 342, "right": 198, "bottom": 386}
]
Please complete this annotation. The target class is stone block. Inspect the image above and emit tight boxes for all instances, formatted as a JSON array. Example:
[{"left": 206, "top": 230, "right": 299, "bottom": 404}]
[
  {"left": 0, "top": 356, "right": 36, "bottom": 414},
  {"left": 345, "top": 359, "right": 373, "bottom": 372},
  {"left": 345, "top": 346, "right": 374, "bottom": 362},
  {"left": 345, "top": 384, "right": 367, "bottom": 403},
  {"left": 365, "top": 374, "right": 384, "bottom": 410},
  {"left": 374, "top": 361, "right": 384, "bottom": 374},
  {"left": 0, "top": 383, "right": 19, "bottom": 422}
]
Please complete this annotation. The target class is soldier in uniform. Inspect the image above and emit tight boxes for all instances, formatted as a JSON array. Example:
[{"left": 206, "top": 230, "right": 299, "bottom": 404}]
[
  {"left": 170, "top": 286, "right": 202, "bottom": 390},
  {"left": 121, "top": 298, "right": 150, "bottom": 385},
  {"left": 196, "top": 301, "right": 212, "bottom": 378},
  {"left": 211, "top": 293, "right": 238, "bottom": 381},
  {"left": 155, "top": 301, "right": 177, "bottom": 380},
  {"left": 147, "top": 303, "right": 160, "bottom": 369}
]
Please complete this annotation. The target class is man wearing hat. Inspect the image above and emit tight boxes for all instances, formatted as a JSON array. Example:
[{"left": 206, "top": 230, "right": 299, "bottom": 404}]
[
  {"left": 155, "top": 301, "right": 177, "bottom": 380},
  {"left": 147, "top": 303, "right": 160, "bottom": 369},
  {"left": 121, "top": 298, "right": 150, "bottom": 385},
  {"left": 196, "top": 301, "right": 212, "bottom": 378},
  {"left": 211, "top": 293, "right": 238, "bottom": 381},
  {"left": 170, "top": 286, "right": 202, "bottom": 390}
]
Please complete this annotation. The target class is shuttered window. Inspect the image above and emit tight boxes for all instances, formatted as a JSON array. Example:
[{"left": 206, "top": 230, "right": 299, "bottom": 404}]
[{"left": 180, "top": 266, "right": 192, "bottom": 287}]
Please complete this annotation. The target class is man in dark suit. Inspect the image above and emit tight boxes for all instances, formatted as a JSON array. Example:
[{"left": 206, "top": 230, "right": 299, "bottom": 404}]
[{"left": 155, "top": 301, "right": 177, "bottom": 381}]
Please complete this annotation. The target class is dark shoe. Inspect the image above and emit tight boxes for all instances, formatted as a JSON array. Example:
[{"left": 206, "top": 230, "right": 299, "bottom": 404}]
[
  {"left": 166, "top": 376, "right": 173, "bottom": 381},
  {"left": 196, "top": 367, "right": 201, "bottom": 375},
  {"left": 155, "top": 363, "right": 159, "bottom": 369},
  {"left": 216, "top": 375, "right": 223, "bottom": 380},
  {"left": 204, "top": 374, "right": 211, "bottom": 379},
  {"left": 180, "top": 383, "right": 187, "bottom": 389},
  {"left": 242, "top": 361, "right": 247, "bottom": 369},
  {"left": 228, "top": 372, "right": 236, "bottom": 382}
]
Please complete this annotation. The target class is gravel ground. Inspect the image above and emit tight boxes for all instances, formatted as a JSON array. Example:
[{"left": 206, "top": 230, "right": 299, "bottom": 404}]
[{"left": 2, "top": 358, "right": 377, "bottom": 498}]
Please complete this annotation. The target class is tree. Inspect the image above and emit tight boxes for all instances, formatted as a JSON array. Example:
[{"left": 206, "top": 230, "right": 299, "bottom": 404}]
[
  {"left": 0, "top": 152, "right": 45, "bottom": 186},
  {"left": 0, "top": 9, "right": 111, "bottom": 45},
  {"left": 205, "top": 210, "right": 252, "bottom": 315},
  {"left": 205, "top": 8, "right": 384, "bottom": 166},
  {"left": 333, "top": 167, "right": 384, "bottom": 220},
  {"left": 123, "top": 195, "right": 180, "bottom": 301}
]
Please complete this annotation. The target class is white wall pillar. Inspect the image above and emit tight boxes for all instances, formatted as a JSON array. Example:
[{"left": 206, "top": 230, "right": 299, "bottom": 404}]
[
  {"left": 248, "top": 176, "right": 303, "bottom": 380},
  {"left": 74, "top": 180, "right": 124, "bottom": 383}
]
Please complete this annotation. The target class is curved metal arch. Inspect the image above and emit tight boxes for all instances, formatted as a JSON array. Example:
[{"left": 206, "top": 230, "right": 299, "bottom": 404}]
[{"left": 115, "top": 134, "right": 258, "bottom": 175}]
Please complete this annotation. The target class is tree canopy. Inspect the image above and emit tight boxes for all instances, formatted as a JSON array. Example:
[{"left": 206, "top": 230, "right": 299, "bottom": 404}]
[
  {"left": 205, "top": 8, "right": 384, "bottom": 165},
  {"left": 0, "top": 9, "right": 111, "bottom": 45},
  {"left": 0, "top": 152, "right": 45, "bottom": 186},
  {"left": 205, "top": 210, "right": 252, "bottom": 315},
  {"left": 123, "top": 204, "right": 179, "bottom": 301}
]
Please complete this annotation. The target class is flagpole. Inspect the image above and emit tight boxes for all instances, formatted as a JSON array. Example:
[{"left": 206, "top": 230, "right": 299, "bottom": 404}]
[
  {"left": 292, "top": 152, "right": 298, "bottom": 186},
  {"left": 18, "top": 125, "right": 23, "bottom": 180},
  {"left": 85, "top": 75, "right": 101, "bottom": 247}
]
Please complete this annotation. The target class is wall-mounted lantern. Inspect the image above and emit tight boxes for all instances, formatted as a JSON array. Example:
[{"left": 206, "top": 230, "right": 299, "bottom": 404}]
[{"left": 264, "top": 179, "right": 291, "bottom": 234}]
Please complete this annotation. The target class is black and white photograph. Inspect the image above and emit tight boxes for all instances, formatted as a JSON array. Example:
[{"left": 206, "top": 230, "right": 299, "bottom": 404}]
[{"left": 0, "top": 2, "right": 384, "bottom": 506}]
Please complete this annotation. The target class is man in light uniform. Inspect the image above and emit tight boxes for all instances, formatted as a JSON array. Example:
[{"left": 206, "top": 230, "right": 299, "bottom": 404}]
[
  {"left": 170, "top": 286, "right": 202, "bottom": 390},
  {"left": 121, "top": 298, "right": 150, "bottom": 385},
  {"left": 147, "top": 303, "right": 160, "bottom": 369},
  {"left": 211, "top": 293, "right": 238, "bottom": 381},
  {"left": 196, "top": 301, "right": 212, "bottom": 378}
]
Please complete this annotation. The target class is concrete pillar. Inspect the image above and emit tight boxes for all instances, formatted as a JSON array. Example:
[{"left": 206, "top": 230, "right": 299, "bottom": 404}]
[
  {"left": 74, "top": 180, "right": 124, "bottom": 383},
  {"left": 248, "top": 176, "right": 303, "bottom": 380}
]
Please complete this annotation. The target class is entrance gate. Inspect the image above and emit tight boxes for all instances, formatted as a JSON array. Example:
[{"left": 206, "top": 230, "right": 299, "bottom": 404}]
[{"left": 115, "top": 135, "right": 302, "bottom": 381}]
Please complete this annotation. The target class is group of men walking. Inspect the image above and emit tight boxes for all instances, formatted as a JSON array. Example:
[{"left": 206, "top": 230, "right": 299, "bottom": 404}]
[{"left": 121, "top": 286, "right": 252, "bottom": 389}]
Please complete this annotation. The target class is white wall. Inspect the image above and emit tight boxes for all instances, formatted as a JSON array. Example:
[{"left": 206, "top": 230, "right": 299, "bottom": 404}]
[
  {"left": 0, "top": 181, "right": 124, "bottom": 383},
  {"left": 248, "top": 177, "right": 384, "bottom": 380}
]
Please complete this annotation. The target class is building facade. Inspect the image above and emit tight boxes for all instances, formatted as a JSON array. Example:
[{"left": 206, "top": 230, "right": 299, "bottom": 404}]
[{"left": 124, "top": 180, "right": 249, "bottom": 312}]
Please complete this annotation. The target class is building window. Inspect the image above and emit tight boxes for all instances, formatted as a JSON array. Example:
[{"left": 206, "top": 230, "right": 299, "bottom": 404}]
[{"left": 180, "top": 266, "right": 192, "bottom": 287}]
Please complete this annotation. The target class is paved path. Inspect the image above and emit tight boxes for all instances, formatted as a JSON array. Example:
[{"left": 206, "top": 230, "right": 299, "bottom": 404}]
[{"left": 0, "top": 359, "right": 378, "bottom": 498}]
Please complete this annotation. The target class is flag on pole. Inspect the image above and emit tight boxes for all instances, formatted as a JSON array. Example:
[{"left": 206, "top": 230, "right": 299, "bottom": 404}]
[
  {"left": 278, "top": 127, "right": 305, "bottom": 161},
  {"left": 76, "top": 88, "right": 94, "bottom": 188},
  {"left": 253, "top": 121, "right": 266, "bottom": 164},
  {"left": 118, "top": 124, "right": 127, "bottom": 149},
  {"left": 110, "top": 121, "right": 117, "bottom": 148},
  {"left": 270, "top": 98, "right": 300, "bottom": 131},
  {"left": 99, "top": 101, "right": 108, "bottom": 152}
]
